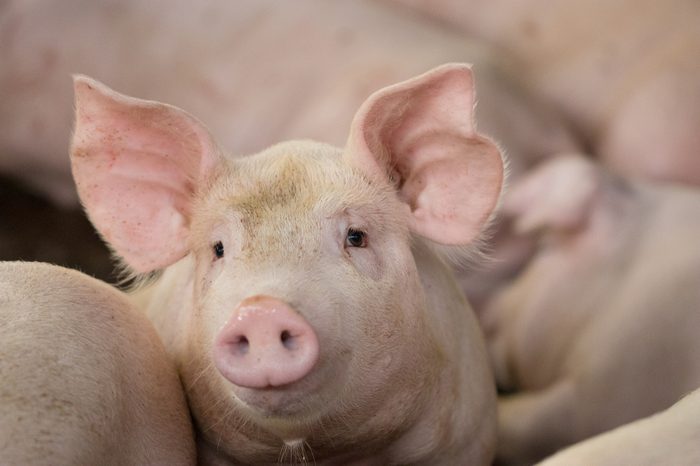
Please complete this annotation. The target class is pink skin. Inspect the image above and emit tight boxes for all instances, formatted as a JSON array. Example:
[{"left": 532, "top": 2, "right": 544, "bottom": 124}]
[
  {"left": 481, "top": 155, "right": 700, "bottom": 464},
  {"left": 71, "top": 64, "right": 501, "bottom": 464},
  {"left": 0, "top": 262, "right": 195, "bottom": 465},
  {"left": 213, "top": 295, "right": 320, "bottom": 389}
]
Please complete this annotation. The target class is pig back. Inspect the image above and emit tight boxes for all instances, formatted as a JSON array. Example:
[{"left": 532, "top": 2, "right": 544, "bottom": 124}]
[{"left": 0, "top": 262, "right": 195, "bottom": 465}]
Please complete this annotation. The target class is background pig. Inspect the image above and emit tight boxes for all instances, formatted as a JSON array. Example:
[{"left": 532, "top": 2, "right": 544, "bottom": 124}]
[
  {"left": 540, "top": 387, "right": 700, "bottom": 466},
  {"left": 0, "top": 0, "right": 574, "bottom": 206},
  {"left": 384, "top": 0, "right": 700, "bottom": 185},
  {"left": 0, "top": 261, "right": 195, "bottom": 465},
  {"left": 70, "top": 65, "right": 501, "bottom": 464},
  {"left": 481, "top": 155, "right": 700, "bottom": 464}
]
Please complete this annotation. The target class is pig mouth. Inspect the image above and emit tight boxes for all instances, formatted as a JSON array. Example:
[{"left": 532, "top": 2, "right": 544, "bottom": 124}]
[
  {"left": 230, "top": 381, "right": 329, "bottom": 419},
  {"left": 237, "top": 387, "right": 306, "bottom": 415},
  {"left": 222, "top": 349, "right": 350, "bottom": 420}
]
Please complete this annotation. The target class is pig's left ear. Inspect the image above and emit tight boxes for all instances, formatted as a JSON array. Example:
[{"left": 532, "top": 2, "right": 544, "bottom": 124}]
[{"left": 344, "top": 63, "right": 504, "bottom": 245}]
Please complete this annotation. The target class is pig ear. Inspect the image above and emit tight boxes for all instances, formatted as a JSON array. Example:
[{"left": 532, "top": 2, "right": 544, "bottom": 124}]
[
  {"left": 70, "top": 75, "right": 223, "bottom": 273},
  {"left": 504, "top": 155, "right": 600, "bottom": 234},
  {"left": 344, "top": 63, "right": 504, "bottom": 245}
]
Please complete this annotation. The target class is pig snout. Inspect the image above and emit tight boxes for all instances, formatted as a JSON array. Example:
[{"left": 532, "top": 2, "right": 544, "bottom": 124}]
[{"left": 213, "top": 296, "right": 319, "bottom": 388}]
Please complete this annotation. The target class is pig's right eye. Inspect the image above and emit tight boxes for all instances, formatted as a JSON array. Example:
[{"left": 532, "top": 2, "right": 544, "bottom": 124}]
[
  {"left": 345, "top": 228, "right": 368, "bottom": 248},
  {"left": 213, "top": 241, "right": 225, "bottom": 259}
]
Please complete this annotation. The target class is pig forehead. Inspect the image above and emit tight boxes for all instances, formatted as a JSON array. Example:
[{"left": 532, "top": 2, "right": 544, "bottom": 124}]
[
  {"left": 237, "top": 151, "right": 341, "bottom": 210},
  {"left": 211, "top": 142, "right": 387, "bottom": 215}
]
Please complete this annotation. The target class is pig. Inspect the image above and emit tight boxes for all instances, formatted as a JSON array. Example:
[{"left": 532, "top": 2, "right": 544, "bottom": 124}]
[
  {"left": 481, "top": 155, "right": 700, "bottom": 464},
  {"left": 0, "top": 0, "right": 576, "bottom": 207},
  {"left": 0, "top": 261, "right": 195, "bottom": 465},
  {"left": 383, "top": 0, "right": 700, "bottom": 185},
  {"left": 69, "top": 64, "right": 502, "bottom": 464},
  {"left": 540, "top": 387, "right": 700, "bottom": 466}
]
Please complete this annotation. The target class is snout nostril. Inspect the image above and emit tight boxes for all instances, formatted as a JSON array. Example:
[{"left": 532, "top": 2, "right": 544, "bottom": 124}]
[
  {"left": 231, "top": 335, "right": 249, "bottom": 356},
  {"left": 280, "top": 330, "right": 297, "bottom": 350}
]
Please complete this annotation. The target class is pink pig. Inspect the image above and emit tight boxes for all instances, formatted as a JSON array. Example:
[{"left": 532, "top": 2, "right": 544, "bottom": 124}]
[
  {"left": 0, "top": 262, "right": 194, "bottom": 465},
  {"left": 483, "top": 155, "right": 700, "bottom": 464},
  {"left": 70, "top": 64, "right": 502, "bottom": 464},
  {"left": 541, "top": 388, "right": 700, "bottom": 465}
]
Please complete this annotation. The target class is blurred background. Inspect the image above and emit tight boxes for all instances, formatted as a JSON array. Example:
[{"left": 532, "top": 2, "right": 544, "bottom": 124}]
[
  {"left": 2, "top": 0, "right": 697, "bottom": 284},
  {"left": 2, "top": 1, "right": 699, "bottom": 463}
]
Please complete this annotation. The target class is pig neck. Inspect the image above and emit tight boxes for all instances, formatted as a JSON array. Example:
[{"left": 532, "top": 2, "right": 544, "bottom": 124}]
[{"left": 387, "top": 239, "right": 496, "bottom": 464}]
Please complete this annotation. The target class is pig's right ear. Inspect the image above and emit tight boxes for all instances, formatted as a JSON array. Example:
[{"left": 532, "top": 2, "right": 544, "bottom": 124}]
[
  {"left": 70, "top": 75, "right": 223, "bottom": 273},
  {"left": 504, "top": 155, "right": 600, "bottom": 234},
  {"left": 344, "top": 64, "right": 504, "bottom": 246}
]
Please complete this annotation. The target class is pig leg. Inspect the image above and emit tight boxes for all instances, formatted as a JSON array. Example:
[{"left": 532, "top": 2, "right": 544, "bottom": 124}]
[{"left": 497, "top": 380, "right": 576, "bottom": 465}]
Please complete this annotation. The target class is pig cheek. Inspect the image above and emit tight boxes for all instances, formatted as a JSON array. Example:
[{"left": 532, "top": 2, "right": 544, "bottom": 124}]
[
  {"left": 180, "top": 274, "right": 242, "bottom": 436},
  {"left": 188, "top": 253, "right": 233, "bottom": 372},
  {"left": 351, "top": 261, "right": 415, "bottom": 373},
  {"left": 196, "top": 251, "right": 225, "bottom": 296},
  {"left": 346, "top": 246, "right": 383, "bottom": 281},
  {"left": 200, "top": 265, "right": 239, "bottom": 345}
]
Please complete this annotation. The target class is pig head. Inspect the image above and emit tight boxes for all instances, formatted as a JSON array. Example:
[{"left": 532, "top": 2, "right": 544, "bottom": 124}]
[{"left": 70, "top": 64, "right": 502, "bottom": 464}]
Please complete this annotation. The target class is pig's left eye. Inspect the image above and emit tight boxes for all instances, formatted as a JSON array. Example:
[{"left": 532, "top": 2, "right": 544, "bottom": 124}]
[
  {"left": 213, "top": 241, "right": 225, "bottom": 259},
  {"left": 345, "top": 228, "right": 368, "bottom": 248}
]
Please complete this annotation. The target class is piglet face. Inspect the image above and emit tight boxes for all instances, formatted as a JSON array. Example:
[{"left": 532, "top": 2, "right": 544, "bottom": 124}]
[{"left": 182, "top": 142, "right": 436, "bottom": 447}]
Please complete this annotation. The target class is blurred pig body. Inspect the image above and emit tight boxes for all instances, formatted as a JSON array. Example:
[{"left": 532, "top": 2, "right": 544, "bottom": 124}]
[
  {"left": 385, "top": 0, "right": 700, "bottom": 184},
  {"left": 483, "top": 155, "right": 700, "bottom": 464},
  {"left": 70, "top": 65, "right": 502, "bottom": 464},
  {"left": 0, "top": 0, "right": 576, "bottom": 205},
  {"left": 0, "top": 262, "right": 195, "bottom": 465},
  {"left": 540, "top": 387, "right": 700, "bottom": 466}
]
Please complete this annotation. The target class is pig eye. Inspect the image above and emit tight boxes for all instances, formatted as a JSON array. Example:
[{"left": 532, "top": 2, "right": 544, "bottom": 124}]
[
  {"left": 213, "top": 241, "right": 225, "bottom": 259},
  {"left": 345, "top": 228, "right": 367, "bottom": 248}
]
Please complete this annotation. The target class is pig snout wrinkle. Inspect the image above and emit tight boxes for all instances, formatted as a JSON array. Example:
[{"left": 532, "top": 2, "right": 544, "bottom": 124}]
[{"left": 213, "top": 296, "right": 319, "bottom": 389}]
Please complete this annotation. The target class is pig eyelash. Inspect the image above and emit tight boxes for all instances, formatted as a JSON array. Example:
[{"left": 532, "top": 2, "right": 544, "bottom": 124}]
[
  {"left": 213, "top": 241, "right": 225, "bottom": 259},
  {"left": 345, "top": 228, "right": 368, "bottom": 248}
]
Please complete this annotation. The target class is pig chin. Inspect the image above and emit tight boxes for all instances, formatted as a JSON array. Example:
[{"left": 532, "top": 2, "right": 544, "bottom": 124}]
[
  {"left": 231, "top": 384, "right": 321, "bottom": 418},
  {"left": 223, "top": 359, "right": 346, "bottom": 422},
  {"left": 229, "top": 380, "right": 326, "bottom": 420}
]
